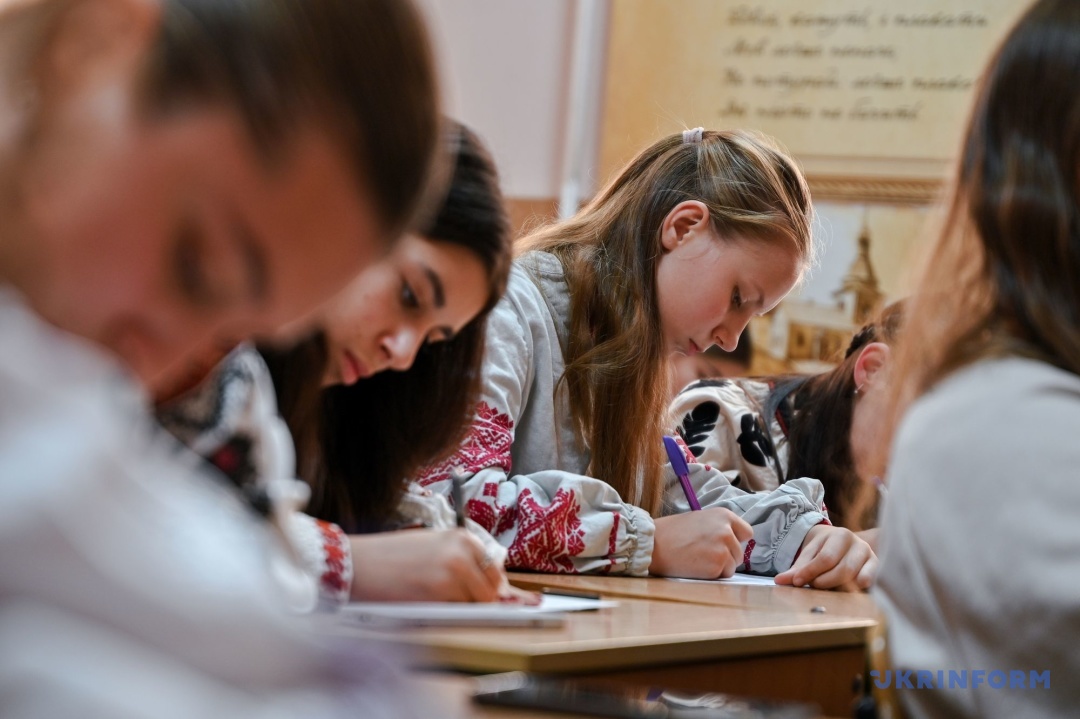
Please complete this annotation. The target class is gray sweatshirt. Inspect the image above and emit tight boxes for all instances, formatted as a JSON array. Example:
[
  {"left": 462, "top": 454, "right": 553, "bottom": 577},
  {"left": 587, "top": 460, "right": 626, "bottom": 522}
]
[
  {"left": 417, "top": 252, "right": 828, "bottom": 575},
  {"left": 875, "top": 356, "right": 1080, "bottom": 718}
]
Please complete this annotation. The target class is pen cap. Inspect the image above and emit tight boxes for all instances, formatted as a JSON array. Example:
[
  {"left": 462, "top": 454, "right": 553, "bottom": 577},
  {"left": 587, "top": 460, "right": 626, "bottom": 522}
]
[{"left": 662, "top": 436, "right": 691, "bottom": 476}]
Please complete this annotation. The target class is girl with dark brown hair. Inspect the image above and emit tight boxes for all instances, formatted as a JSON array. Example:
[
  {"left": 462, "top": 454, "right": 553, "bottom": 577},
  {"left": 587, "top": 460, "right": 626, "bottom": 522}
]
[
  {"left": 671, "top": 302, "right": 903, "bottom": 536},
  {"left": 1, "top": 0, "right": 443, "bottom": 713},
  {"left": 162, "top": 121, "right": 520, "bottom": 604}
]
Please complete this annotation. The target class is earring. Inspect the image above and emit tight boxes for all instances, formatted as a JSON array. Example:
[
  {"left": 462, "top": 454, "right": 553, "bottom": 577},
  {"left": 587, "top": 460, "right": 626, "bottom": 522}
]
[{"left": 853, "top": 385, "right": 863, "bottom": 396}]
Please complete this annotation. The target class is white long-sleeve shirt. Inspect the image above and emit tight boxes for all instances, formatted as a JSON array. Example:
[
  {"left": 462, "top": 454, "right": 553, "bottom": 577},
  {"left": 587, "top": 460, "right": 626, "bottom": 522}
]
[
  {"left": 156, "top": 343, "right": 511, "bottom": 606},
  {"left": 0, "top": 286, "right": 427, "bottom": 718}
]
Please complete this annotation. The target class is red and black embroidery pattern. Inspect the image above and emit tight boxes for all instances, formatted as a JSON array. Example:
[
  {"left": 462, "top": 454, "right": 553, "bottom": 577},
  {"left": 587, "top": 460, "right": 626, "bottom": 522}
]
[
  {"left": 741, "top": 538, "right": 756, "bottom": 571},
  {"left": 315, "top": 519, "right": 350, "bottom": 600},
  {"left": 679, "top": 400, "right": 721, "bottom": 458},
  {"left": 417, "top": 401, "right": 515, "bottom": 486},
  {"left": 506, "top": 488, "right": 586, "bottom": 573},
  {"left": 465, "top": 484, "right": 519, "bottom": 538},
  {"left": 603, "top": 512, "right": 621, "bottom": 573},
  {"left": 736, "top": 413, "right": 772, "bottom": 467}
]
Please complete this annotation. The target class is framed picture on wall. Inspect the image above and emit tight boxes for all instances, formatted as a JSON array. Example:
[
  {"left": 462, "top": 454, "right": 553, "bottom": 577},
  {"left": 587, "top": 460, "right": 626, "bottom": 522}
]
[{"left": 600, "top": 0, "right": 1032, "bottom": 204}]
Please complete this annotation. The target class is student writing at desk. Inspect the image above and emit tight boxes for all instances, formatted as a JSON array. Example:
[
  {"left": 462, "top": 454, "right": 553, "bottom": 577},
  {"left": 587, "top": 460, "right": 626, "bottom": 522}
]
[
  {"left": 417, "top": 128, "right": 875, "bottom": 590},
  {"left": 159, "top": 122, "right": 534, "bottom": 605}
]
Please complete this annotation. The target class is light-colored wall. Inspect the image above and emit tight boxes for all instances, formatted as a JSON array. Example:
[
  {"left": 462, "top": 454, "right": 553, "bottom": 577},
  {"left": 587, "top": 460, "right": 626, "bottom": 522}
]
[
  {"left": 417, "top": 0, "right": 942, "bottom": 298},
  {"left": 417, "top": 0, "right": 575, "bottom": 201}
]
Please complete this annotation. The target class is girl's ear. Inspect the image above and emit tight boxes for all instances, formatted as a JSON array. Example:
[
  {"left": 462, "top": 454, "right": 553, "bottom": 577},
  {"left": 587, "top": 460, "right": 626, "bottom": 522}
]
[
  {"left": 38, "top": 0, "right": 160, "bottom": 96},
  {"left": 660, "top": 200, "right": 711, "bottom": 252},
  {"left": 852, "top": 341, "right": 891, "bottom": 391}
]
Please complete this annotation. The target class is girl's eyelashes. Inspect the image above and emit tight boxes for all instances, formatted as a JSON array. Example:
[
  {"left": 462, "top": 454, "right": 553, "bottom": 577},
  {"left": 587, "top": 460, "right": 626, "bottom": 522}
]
[
  {"left": 400, "top": 271, "right": 455, "bottom": 344},
  {"left": 732, "top": 285, "right": 743, "bottom": 309}
]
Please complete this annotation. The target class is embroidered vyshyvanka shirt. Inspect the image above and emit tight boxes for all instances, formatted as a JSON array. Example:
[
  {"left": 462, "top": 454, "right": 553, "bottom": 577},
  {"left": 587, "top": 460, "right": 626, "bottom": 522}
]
[{"left": 417, "top": 252, "right": 830, "bottom": 576}]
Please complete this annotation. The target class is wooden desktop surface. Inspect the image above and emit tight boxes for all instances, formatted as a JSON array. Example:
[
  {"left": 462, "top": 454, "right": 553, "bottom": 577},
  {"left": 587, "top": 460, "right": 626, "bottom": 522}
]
[
  {"left": 507, "top": 571, "right": 881, "bottom": 620},
  {"left": 345, "top": 597, "right": 872, "bottom": 674},
  {"left": 341, "top": 595, "right": 875, "bottom": 715}
]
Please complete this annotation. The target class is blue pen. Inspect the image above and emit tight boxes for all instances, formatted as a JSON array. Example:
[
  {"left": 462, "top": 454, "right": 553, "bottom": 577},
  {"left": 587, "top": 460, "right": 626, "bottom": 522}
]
[{"left": 663, "top": 435, "right": 701, "bottom": 511}]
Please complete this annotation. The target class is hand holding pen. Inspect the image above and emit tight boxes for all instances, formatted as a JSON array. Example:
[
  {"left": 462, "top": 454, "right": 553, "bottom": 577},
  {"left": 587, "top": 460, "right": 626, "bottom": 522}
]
[
  {"left": 449, "top": 466, "right": 541, "bottom": 605},
  {"left": 648, "top": 436, "right": 753, "bottom": 579}
]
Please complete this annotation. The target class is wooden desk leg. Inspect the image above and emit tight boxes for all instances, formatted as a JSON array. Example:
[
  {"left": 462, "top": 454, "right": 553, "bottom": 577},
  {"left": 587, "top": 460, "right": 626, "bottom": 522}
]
[{"left": 568, "top": 646, "right": 865, "bottom": 718}]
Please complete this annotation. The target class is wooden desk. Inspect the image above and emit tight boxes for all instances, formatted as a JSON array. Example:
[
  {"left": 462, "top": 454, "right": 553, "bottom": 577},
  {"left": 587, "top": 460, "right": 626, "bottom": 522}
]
[
  {"left": 417, "top": 672, "right": 839, "bottom": 719},
  {"left": 416, "top": 673, "right": 591, "bottom": 719},
  {"left": 507, "top": 572, "right": 881, "bottom": 620},
  {"left": 340, "top": 596, "right": 875, "bottom": 716}
]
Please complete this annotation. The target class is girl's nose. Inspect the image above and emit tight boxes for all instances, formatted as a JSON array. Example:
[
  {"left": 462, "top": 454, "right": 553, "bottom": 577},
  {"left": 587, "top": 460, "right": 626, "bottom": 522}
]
[
  {"left": 712, "top": 330, "right": 733, "bottom": 353},
  {"left": 382, "top": 327, "right": 422, "bottom": 371}
]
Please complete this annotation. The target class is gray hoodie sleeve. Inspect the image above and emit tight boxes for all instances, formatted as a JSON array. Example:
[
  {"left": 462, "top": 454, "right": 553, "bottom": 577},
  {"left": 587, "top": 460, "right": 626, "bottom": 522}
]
[{"left": 662, "top": 437, "right": 828, "bottom": 574}]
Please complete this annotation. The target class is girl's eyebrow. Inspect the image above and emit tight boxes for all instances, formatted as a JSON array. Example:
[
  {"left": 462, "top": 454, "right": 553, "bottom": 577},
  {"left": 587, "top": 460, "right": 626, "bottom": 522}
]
[{"left": 422, "top": 265, "right": 445, "bottom": 308}]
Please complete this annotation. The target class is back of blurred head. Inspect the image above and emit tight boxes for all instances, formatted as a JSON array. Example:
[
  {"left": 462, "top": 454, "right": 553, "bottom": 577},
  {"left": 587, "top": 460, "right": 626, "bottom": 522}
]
[
  {"left": 887, "top": 0, "right": 1080, "bottom": 436},
  {"left": 783, "top": 301, "right": 904, "bottom": 529},
  {"left": 0, "top": 0, "right": 440, "bottom": 384},
  {"left": 141, "top": 0, "right": 440, "bottom": 237}
]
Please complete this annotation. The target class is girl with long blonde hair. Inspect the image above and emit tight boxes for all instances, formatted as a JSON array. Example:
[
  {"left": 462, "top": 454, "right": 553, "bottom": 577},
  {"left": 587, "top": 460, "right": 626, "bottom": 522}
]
[{"left": 418, "top": 128, "right": 876, "bottom": 589}]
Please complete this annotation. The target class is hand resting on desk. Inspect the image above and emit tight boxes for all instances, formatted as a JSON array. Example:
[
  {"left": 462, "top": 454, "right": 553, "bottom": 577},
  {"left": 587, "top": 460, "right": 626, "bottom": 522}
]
[
  {"left": 649, "top": 512, "right": 876, "bottom": 591},
  {"left": 775, "top": 524, "right": 877, "bottom": 592}
]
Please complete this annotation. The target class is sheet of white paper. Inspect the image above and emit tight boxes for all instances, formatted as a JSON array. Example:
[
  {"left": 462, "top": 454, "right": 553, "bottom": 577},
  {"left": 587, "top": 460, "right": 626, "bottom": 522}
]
[
  {"left": 531, "top": 594, "right": 618, "bottom": 612},
  {"left": 666, "top": 574, "right": 780, "bottom": 586},
  {"left": 336, "top": 595, "right": 617, "bottom": 629}
]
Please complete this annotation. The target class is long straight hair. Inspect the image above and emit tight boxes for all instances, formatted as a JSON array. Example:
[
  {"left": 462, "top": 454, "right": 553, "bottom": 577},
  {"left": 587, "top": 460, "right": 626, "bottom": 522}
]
[
  {"left": 262, "top": 122, "right": 511, "bottom": 531},
  {"left": 779, "top": 302, "right": 903, "bottom": 529},
  {"left": 519, "top": 130, "right": 814, "bottom": 516},
  {"left": 881, "top": 0, "right": 1080, "bottom": 476}
]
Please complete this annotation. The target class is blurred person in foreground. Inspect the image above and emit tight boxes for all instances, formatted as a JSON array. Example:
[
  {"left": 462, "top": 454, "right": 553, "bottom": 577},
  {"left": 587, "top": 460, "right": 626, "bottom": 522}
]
[
  {"left": 0, "top": 0, "right": 443, "bottom": 716},
  {"left": 874, "top": 0, "right": 1080, "bottom": 715}
]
